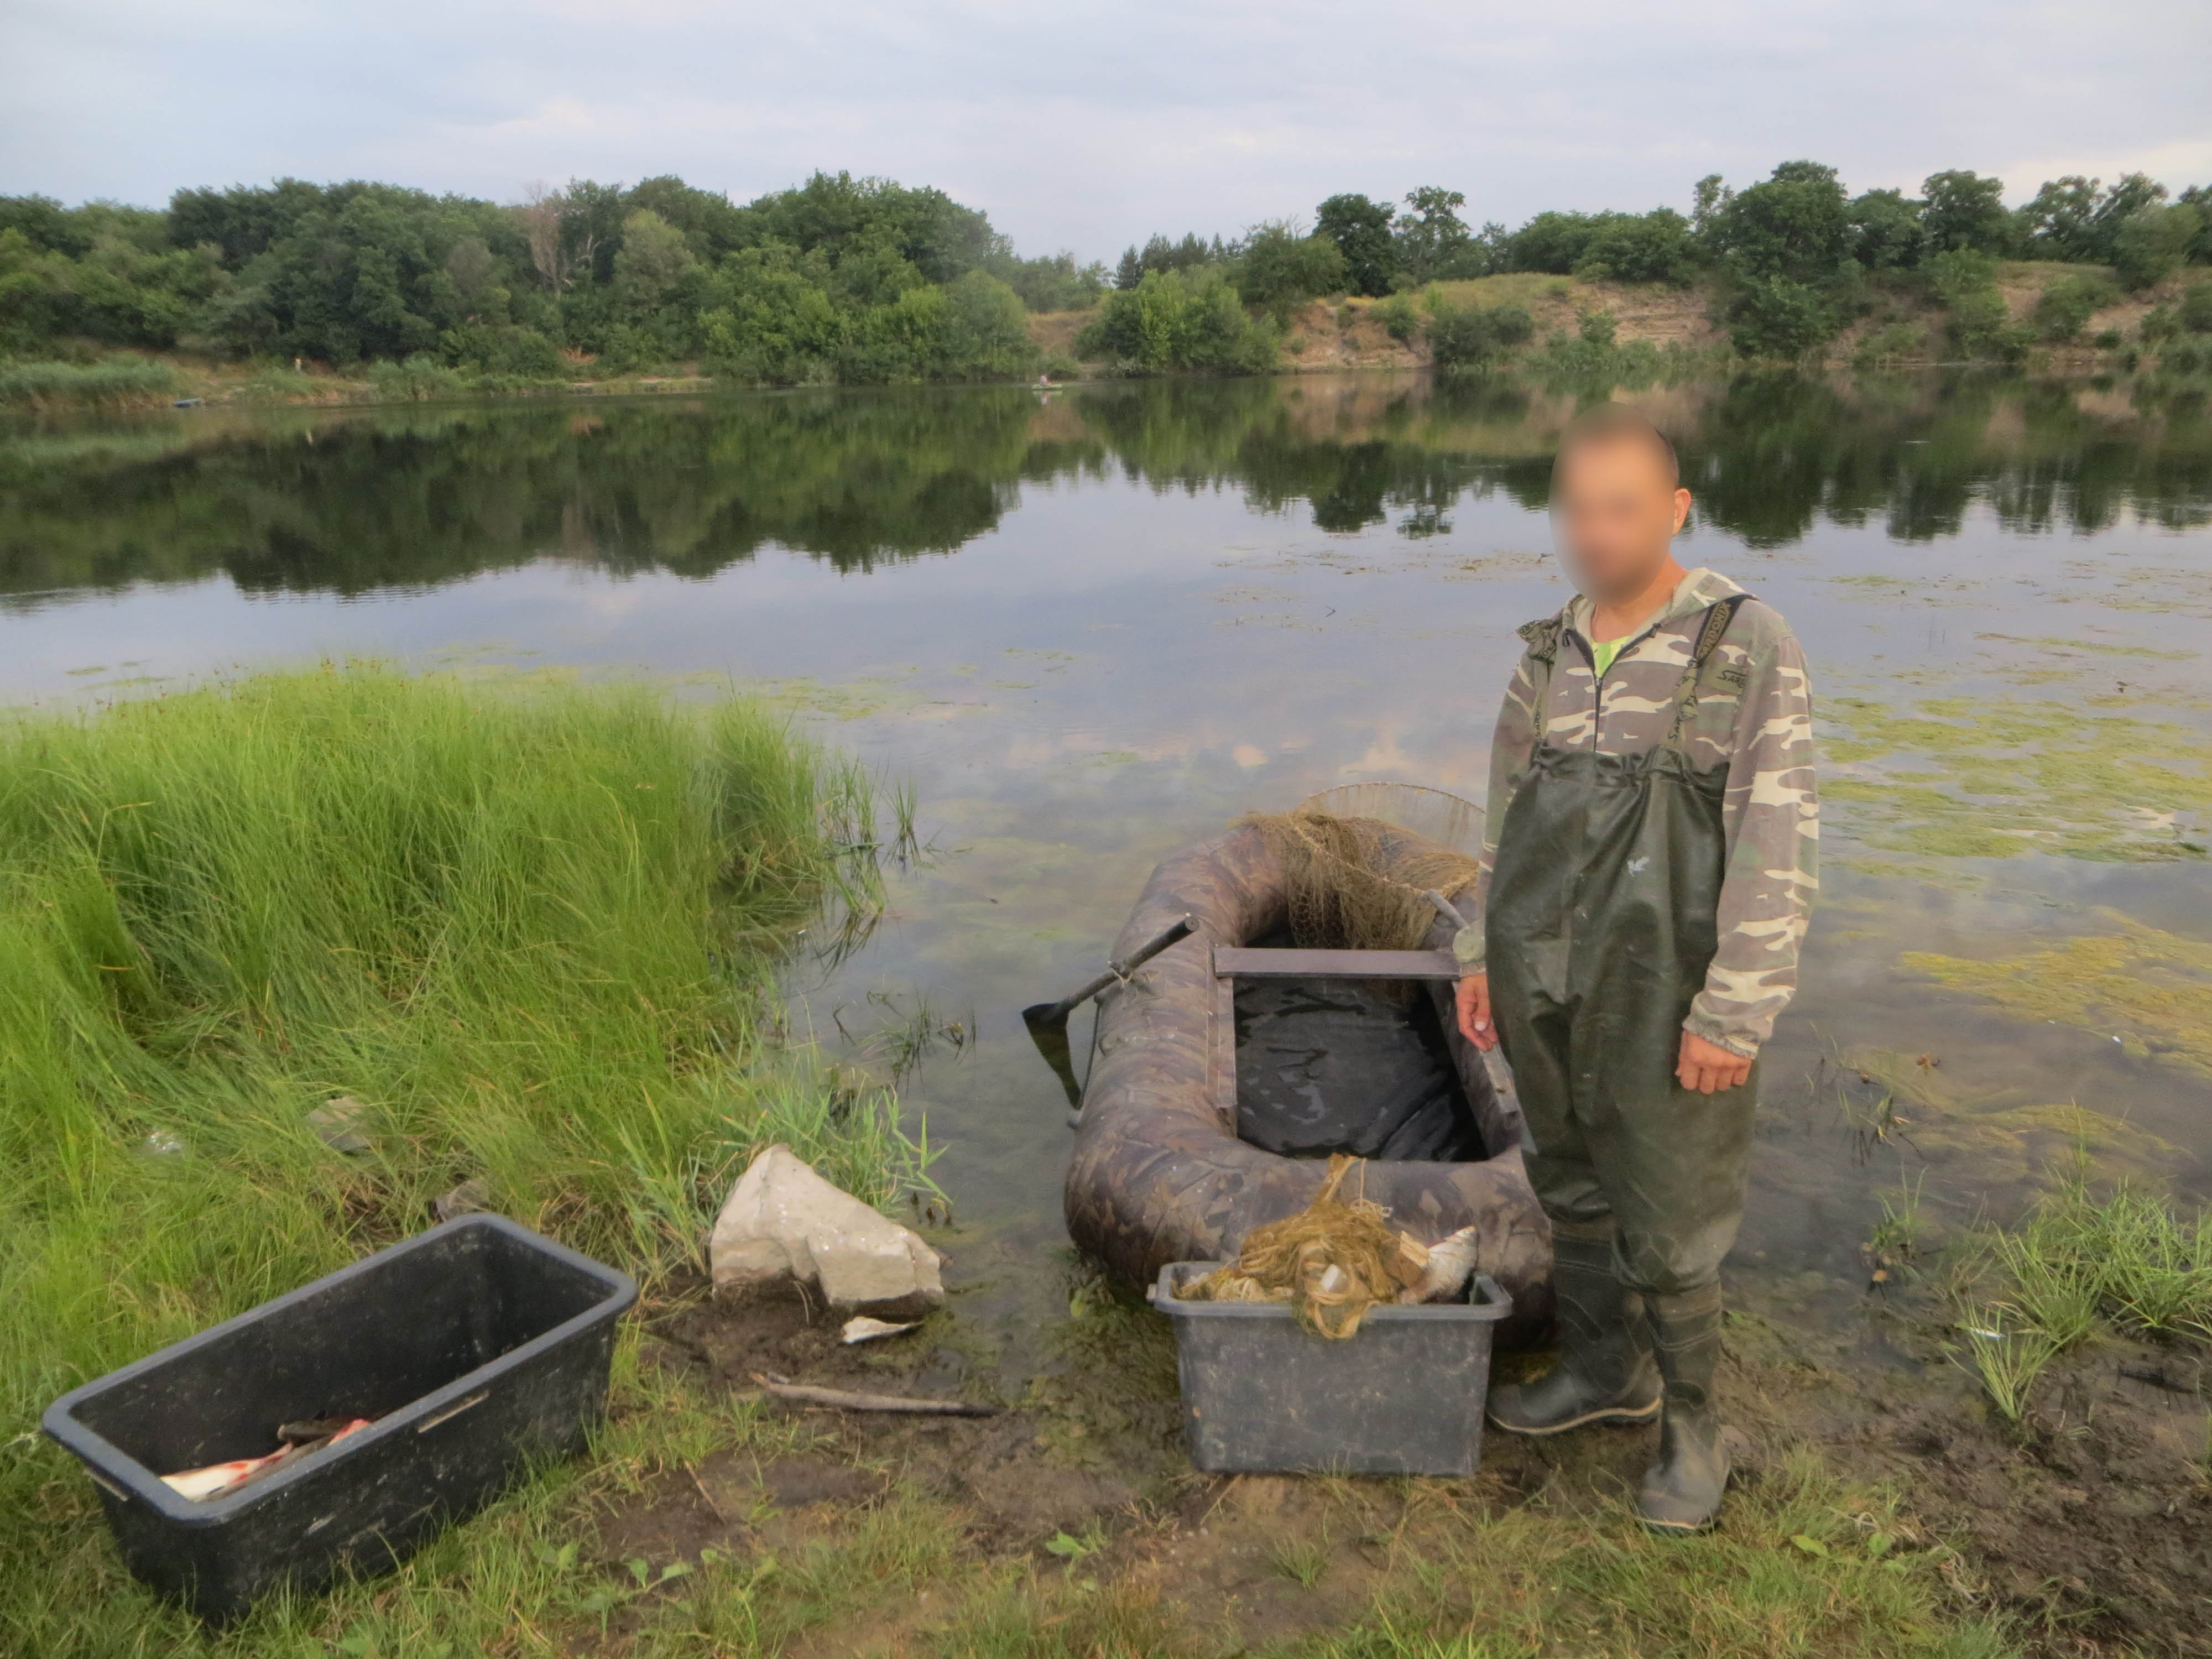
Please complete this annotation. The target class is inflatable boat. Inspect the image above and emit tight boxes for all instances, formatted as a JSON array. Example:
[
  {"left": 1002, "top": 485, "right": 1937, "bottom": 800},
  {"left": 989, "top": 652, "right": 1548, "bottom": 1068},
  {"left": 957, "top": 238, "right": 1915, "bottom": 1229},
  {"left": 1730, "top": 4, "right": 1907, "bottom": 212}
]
[{"left": 1062, "top": 820, "right": 1553, "bottom": 1319}]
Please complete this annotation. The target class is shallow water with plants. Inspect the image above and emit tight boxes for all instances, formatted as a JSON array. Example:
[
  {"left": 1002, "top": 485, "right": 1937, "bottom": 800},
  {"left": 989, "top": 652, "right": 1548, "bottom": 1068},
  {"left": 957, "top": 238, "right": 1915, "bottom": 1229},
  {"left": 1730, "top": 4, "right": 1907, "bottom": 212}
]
[{"left": 3, "top": 369, "right": 2210, "bottom": 1654}]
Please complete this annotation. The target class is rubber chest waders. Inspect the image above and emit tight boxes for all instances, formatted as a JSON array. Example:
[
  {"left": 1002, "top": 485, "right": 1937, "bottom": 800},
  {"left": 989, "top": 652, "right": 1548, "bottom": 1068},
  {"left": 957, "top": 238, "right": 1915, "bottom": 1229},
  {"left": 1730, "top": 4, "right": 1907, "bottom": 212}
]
[{"left": 1485, "top": 596, "right": 1756, "bottom": 1298}]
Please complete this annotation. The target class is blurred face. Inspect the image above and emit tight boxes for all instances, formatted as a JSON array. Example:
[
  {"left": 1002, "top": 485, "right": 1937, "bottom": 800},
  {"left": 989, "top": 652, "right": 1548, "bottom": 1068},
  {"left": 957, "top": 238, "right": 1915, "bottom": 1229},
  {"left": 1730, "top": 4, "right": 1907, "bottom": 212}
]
[{"left": 1550, "top": 436, "right": 1692, "bottom": 601}]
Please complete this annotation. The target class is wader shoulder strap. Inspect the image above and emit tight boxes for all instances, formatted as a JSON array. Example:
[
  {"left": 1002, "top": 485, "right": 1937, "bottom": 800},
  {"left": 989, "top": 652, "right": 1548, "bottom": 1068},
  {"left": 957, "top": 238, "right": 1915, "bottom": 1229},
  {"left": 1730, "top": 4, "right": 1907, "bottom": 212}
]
[
  {"left": 1661, "top": 593, "right": 1751, "bottom": 749},
  {"left": 1517, "top": 612, "right": 1568, "bottom": 729}
]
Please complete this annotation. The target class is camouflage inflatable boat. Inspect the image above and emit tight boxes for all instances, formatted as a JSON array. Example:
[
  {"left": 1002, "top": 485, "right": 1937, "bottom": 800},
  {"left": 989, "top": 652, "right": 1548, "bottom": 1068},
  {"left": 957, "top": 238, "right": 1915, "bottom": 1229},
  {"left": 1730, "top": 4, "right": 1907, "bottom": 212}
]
[{"left": 1062, "top": 820, "right": 1553, "bottom": 1320}]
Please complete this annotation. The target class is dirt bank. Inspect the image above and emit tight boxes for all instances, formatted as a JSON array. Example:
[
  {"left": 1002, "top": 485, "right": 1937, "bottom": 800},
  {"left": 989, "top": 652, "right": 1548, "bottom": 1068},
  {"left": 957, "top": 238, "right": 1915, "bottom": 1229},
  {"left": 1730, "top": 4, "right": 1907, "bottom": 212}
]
[{"left": 1032, "top": 265, "right": 2210, "bottom": 379}]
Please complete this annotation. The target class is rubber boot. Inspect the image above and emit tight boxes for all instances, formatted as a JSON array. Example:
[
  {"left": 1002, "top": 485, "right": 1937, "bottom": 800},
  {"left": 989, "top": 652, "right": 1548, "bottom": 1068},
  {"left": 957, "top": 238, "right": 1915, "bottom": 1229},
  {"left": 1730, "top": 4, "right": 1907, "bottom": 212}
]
[
  {"left": 1488, "top": 1224, "right": 1661, "bottom": 1434},
  {"left": 1637, "top": 1284, "right": 1729, "bottom": 1533}
]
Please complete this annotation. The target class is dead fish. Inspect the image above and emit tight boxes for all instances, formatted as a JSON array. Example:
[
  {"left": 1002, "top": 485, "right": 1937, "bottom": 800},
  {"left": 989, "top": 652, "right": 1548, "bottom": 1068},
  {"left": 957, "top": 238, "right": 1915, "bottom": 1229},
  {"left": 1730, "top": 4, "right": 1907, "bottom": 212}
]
[
  {"left": 161, "top": 1417, "right": 373, "bottom": 1501},
  {"left": 161, "top": 1449, "right": 291, "bottom": 1502},
  {"left": 1399, "top": 1225, "right": 1481, "bottom": 1304}
]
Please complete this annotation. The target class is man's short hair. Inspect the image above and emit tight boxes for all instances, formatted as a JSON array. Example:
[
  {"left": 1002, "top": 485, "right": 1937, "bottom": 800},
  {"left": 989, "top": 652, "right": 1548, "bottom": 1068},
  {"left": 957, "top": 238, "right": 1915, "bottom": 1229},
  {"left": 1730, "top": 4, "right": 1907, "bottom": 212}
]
[{"left": 1551, "top": 403, "right": 1680, "bottom": 489}]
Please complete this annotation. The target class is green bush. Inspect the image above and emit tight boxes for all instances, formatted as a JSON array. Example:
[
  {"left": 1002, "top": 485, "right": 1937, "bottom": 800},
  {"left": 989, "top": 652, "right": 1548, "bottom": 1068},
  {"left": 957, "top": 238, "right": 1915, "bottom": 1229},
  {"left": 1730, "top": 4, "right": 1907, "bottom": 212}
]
[
  {"left": 1427, "top": 302, "right": 1533, "bottom": 371},
  {"left": 1511, "top": 207, "right": 1695, "bottom": 281},
  {"left": 0, "top": 357, "right": 180, "bottom": 409},
  {"left": 441, "top": 323, "right": 565, "bottom": 378},
  {"left": 1927, "top": 249, "right": 2028, "bottom": 361},
  {"left": 1569, "top": 208, "right": 1695, "bottom": 284},
  {"left": 1942, "top": 286, "right": 2026, "bottom": 360},
  {"left": 364, "top": 352, "right": 467, "bottom": 401},
  {"left": 2163, "top": 337, "right": 2211, "bottom": 373},
  {"left": 2179, "top": 282, "right": 2212, "bottom": 333},
  {"left": 1074, "top": 268, "right": 1279, "bottom": 373},
  {"left": 984, "top": 250, "right": 1107, "bottom": 312},
  {"left": 700, "top": 246, "right": 844, "bottom": 385},
  {"left": 936, "top": 269, "right": 1037, "bottom": 379},
  {"left": 1724, "top": 276, "right": 1834, "bottom": 358},
  {"left": 1854, "top": 320, "right": 1930, "bottom": 368},
  {"left": 1530, "top": 332, "right": 1667, "bottom": 386},
  {"left": 2032, "top": 274, "right": 2117, "bottom": 342},
  {"left": 593, "top": 324, "right": 659, "bottom": 375},
  {"left": 2110, "top": 204, "right": 2202, "bottom": 291},
  {"left": 1233, "top": 221, "right": 1348, "bottom": 317},
  {"left": 1577, "top": 307, "right": 1618, "bottom": 346},
  {"left": 1375, "top": 292, "right": 1420, "bottom": 342}
]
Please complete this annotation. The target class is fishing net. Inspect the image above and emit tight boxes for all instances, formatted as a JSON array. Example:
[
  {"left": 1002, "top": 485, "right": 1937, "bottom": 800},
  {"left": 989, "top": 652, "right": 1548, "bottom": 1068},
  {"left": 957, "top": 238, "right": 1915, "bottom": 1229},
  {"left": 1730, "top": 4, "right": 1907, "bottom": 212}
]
[
  {"left": 1237, "top": 782, "right": 1484, "bottom": 954},
  {"left": 1177, "top": 1155, "right": 1428, "bottom": 1339}
]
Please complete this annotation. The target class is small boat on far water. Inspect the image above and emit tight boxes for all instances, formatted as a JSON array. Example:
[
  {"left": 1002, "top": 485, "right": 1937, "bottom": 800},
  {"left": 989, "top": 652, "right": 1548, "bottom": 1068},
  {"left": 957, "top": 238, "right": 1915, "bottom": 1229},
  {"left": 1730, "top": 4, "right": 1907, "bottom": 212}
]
[{"left": 1058, "top": 791, "right": 1553, "bottom": 1323}]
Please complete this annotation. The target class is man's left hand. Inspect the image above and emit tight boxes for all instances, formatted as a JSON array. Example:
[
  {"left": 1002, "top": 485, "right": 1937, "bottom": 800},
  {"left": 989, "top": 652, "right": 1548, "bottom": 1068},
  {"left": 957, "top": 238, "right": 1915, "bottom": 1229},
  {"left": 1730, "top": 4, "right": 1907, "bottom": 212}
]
[{"left": 1677, "top": 1031, "right": 1753, "bottom": 1094}]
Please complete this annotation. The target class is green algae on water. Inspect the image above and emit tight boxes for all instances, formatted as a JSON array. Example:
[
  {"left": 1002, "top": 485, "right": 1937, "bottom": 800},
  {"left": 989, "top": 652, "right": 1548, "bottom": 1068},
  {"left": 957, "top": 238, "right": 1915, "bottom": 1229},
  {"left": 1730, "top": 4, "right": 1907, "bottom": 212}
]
[
  {"left": 1903, "top": 917, "right": 2212, "bottom": 1079},
  {"left": 1974, "top": 633, "right": 2193, "bottom": 662},
  {"left": 1823, "top": 696, "right": 2212, "bottom": 861}
]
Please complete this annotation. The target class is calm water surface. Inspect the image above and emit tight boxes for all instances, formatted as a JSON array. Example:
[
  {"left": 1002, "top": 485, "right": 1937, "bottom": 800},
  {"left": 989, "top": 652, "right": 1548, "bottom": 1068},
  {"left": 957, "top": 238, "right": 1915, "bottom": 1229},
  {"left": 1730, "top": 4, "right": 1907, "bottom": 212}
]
[{"left": 6, "top": 372, "right": 2209, "bottom": 1360}]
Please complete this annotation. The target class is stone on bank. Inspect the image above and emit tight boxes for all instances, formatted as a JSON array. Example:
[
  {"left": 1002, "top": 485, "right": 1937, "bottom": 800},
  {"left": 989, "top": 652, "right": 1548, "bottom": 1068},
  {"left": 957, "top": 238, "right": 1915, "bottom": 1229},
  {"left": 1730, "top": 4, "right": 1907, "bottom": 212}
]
[{"left": 708, "top": 1144, "right": 943, "bottom": 1314}]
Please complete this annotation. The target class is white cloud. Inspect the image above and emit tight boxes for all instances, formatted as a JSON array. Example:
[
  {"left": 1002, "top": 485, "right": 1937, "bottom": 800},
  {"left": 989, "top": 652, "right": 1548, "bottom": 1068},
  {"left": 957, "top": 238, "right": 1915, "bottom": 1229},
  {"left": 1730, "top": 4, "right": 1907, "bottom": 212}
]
[{"left": 1, "top": 0, "right": 2205, "bottom": 254}]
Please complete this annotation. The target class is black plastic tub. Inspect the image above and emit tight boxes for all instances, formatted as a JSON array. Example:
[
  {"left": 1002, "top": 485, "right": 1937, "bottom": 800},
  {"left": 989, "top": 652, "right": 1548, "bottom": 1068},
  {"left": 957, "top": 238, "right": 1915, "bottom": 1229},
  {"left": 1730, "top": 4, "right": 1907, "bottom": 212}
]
[
  {"left": 1152, "top": 1261, "right": 1511, "bottom": 1475},
  {"left": 43, "top": 1214, "right": 637, "bottom": 1622}
]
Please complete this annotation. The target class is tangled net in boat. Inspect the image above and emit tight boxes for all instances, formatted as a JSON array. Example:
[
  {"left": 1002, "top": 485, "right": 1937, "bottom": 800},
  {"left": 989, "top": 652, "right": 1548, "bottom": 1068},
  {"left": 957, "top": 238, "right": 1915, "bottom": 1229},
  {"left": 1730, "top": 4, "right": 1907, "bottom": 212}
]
[
  {"left": 1180, "top": 1156, "right": 1424, "bottom": 1339},
  {"left": 1237, "top": 783, "right": 1483, "bottom": 954}
]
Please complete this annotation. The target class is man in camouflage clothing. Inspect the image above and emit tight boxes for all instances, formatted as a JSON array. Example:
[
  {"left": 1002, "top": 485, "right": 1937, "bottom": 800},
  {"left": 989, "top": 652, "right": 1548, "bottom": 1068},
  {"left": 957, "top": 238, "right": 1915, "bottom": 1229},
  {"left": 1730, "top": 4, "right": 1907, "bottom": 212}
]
[{"left": 1452, "top": 404, "right": 1817, "bottom": 1532}]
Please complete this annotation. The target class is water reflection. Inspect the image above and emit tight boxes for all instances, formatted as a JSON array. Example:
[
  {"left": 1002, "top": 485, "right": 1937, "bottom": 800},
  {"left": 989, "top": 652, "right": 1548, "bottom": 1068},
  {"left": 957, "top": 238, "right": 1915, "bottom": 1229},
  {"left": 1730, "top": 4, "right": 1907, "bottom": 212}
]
[{"left": 4, "top": 371, "right": 2207, "bottom": 609}]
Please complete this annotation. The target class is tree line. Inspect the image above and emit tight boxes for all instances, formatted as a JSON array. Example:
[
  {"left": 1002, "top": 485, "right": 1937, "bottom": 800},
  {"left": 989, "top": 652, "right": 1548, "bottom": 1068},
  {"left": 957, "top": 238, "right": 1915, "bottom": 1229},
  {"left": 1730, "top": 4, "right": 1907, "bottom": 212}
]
[
  {"left": 0, "top": 171, "right": 1102, "bottom": 385},
  {"left": 1103, "top": 164, "right": 2212, "bottom": 364},
  {"left": 2, "top": 160, "right": 2208, "bottom": 384}
]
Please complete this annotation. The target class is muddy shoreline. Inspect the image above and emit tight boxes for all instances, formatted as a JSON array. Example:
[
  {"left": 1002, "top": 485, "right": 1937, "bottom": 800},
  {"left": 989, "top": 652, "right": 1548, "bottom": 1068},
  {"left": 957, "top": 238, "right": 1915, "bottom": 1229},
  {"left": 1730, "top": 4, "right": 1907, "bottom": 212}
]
[{"left": 593, "top": 1267, "right": 2210, "bottom": 1657}]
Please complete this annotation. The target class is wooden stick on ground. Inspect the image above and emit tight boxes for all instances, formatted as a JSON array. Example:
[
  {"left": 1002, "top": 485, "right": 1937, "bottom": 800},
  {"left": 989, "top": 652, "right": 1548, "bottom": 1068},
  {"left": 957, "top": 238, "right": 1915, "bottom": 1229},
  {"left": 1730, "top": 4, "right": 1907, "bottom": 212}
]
[{"left": 751, "top": 1372, "right": 1002, "bottom": 1417}]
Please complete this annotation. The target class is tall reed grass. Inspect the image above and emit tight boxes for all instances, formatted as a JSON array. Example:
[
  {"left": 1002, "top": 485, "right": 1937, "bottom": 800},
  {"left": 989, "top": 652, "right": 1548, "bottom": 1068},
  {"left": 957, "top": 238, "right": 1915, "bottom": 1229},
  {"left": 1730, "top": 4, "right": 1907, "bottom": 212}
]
[
  {"left": 0, "top": 357, "right": 181, "bottom": 410},
  {"left": 0, "top": 667, "right": 927, "bottom": 1646}
]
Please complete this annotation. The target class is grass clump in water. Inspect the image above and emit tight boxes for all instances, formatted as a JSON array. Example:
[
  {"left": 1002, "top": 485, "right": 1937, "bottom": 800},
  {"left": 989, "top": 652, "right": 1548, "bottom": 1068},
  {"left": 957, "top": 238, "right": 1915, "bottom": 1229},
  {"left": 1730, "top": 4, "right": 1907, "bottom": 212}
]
[
  {"left": 1946, "top": 1152, "right": 2212, "bottom": 1421},
  {"left": 0, "top": 666, "right": 931, "bottom": 1654}
]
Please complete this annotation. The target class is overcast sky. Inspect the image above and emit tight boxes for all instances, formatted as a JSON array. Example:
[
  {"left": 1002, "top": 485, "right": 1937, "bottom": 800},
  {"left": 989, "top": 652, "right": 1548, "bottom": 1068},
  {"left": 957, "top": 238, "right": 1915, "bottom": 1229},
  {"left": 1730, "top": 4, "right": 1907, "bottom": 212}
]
[{"left": 6, "top": 0, "right": 2208, "bottom": 258}]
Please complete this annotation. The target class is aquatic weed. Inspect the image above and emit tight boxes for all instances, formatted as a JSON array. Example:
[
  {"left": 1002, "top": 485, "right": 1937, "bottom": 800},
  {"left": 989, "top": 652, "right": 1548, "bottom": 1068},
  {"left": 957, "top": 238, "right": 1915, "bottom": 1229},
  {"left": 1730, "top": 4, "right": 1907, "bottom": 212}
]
[{"left": 1948, "top": 1313, "right": 2062, "bottom": 1423}]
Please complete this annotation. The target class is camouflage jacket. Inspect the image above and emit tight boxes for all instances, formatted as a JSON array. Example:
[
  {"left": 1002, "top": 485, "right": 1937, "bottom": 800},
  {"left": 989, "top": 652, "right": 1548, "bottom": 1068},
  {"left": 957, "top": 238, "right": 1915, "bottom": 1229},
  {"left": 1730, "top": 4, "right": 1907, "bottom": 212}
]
[{"left": 1452, "top": 567, "right": 1819, "bottom": 1058}]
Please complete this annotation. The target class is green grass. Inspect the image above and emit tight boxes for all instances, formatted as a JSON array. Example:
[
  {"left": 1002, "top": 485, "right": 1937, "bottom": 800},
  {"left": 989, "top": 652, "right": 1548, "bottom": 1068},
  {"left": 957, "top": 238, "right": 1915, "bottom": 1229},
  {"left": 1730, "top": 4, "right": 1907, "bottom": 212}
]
[
  {"left": 1944, "top": 1152, "right": 2212, "bottom": 1420},
  {"left": 1411, "top": 273, "right": 1580, "bottom": 312},
  {"left": 1279, "top": 1452, "right": 2014, "bottom": 1659},
  {"left": 2025, "top": 1159, "right": 2212, "bottom": 1338},
  {"left": 0, "top": 357, "right": 181, "bottom": 409},
  {"left": 0, "top": 666, "right": 933, "bottom": 1655}
]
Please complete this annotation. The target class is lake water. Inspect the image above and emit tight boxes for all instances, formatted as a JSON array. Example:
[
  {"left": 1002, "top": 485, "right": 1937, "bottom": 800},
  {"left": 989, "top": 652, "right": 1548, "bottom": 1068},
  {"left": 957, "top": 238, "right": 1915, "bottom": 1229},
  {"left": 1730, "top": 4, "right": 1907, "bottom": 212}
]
[{"left": 5, "top": 370, "right": 2209, "bottom": 1355}]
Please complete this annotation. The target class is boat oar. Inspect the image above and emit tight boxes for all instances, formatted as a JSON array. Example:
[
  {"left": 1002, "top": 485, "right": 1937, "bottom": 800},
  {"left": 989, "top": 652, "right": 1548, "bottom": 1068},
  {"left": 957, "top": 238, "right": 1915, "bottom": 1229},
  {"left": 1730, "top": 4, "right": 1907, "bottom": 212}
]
[{"left": 1021, "top": 914, "right": 1196, "bottom": 1109}]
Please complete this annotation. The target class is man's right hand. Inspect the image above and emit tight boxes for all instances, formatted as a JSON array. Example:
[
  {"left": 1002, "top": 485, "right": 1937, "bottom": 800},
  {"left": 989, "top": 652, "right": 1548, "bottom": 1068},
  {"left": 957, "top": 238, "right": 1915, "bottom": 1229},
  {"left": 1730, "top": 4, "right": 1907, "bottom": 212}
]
[{"left": 1455, "top": 972, "right": 1496, "bottom": 1051}]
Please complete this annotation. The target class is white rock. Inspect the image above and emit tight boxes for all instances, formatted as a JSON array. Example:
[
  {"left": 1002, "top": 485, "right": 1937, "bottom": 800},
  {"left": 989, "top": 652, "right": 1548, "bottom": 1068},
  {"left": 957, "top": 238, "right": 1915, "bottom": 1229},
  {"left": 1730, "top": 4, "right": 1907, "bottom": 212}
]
[
  {"left": 306, "top": 1095, "right": 374, "bottom": 1155},
  {"left": 709, "top": 1145, "right": 943, "bottom": 1312},
  {"left": 841, "top": 1316, "right": 918, "bottom": 1345}
]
